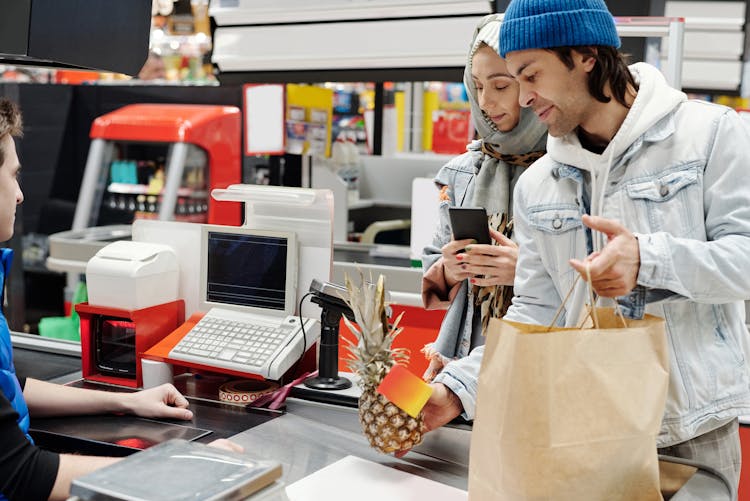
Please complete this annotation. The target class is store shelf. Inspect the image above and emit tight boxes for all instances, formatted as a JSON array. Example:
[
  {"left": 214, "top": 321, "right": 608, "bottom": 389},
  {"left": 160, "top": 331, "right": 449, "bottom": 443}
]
[
  {"left": 213, "top": 14, "right": 685, "bottom": 89},
  {"left": 661, "top": 1, "right": 745, "bottom": 93},
  {"left": 213, "top": 17, "right": 479, "bottom": 73},
  {"left": 210, "top": 0, "right": 489, "bottom": 25},
  {"left": 107, "top": 183, "right": 206, "bottom": 198}
]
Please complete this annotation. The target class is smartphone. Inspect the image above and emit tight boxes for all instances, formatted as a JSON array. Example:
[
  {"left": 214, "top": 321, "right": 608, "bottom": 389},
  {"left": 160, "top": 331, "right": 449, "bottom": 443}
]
[{"left": 449, "top": 207, "right": 491, "bottom": 245}]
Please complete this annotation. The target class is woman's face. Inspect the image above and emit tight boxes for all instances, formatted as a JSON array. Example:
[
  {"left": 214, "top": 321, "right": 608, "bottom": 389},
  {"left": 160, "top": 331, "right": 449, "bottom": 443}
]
[{"left": 471, "top": 45, "right": 521, "bottom": 132}]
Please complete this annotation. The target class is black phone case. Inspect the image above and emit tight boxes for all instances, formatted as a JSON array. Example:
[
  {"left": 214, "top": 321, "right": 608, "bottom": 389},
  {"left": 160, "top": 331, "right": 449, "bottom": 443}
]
[{"left": 449, "top": 207, "right": 491, "bottom": 244}]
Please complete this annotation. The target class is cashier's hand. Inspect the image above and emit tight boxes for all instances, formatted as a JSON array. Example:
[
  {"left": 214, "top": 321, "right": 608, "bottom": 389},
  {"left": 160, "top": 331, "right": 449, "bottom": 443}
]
[
  {"left": 394, "top": 383, "right": 462, "bottom": 458},
  {"left": 569, "top": 215, "right": 640, "bottom": 298},
  {"left": 124, "top": 384, "right": 194, "bottom": 421}
]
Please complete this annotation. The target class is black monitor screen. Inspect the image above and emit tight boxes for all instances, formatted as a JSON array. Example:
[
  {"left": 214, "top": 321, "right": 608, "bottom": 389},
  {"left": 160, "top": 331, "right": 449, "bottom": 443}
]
[{"left": 206, "top": 231, "right": 288, "bottom": 311}]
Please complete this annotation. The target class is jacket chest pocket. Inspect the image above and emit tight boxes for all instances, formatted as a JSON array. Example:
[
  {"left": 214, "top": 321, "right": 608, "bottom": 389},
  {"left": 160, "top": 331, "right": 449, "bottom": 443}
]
[
  {"left": 624, "top": 163, "right": 703, "bottom": 237},
  {"left": 528, "top": 205, "right": 585, "bottom": 272}
]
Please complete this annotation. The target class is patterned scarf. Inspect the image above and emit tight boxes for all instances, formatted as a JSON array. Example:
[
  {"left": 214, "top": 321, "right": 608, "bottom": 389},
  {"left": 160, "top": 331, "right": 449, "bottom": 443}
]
[
  {"left": 474, "top": 145, "right": 545, "bottom": 333},
  {"left": 482, "top": 142, "right": 546, "bottom": 168}
]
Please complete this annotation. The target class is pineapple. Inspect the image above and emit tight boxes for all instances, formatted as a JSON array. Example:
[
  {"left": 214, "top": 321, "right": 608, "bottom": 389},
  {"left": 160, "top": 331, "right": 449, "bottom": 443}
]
[{"left": 342, "top": 272, "right": 424, "bottom": 454}]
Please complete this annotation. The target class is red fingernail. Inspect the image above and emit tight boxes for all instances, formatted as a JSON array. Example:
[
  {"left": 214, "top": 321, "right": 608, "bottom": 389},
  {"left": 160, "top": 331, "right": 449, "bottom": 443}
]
[
  {"left": 470, "top": 278, "right": 476, "bottom": 284},
  {"left": 456, "top": 254, "right": 463, "bottom": 261}
]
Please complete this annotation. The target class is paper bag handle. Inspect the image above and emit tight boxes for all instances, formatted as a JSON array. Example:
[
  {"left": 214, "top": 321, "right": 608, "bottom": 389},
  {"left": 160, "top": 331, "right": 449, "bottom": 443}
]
[
  {"left": 584, "top": 265, "right": 601, "bottom": 328},
  {"left": 545, "top": 265, "right": 627, "bottom": 331}
]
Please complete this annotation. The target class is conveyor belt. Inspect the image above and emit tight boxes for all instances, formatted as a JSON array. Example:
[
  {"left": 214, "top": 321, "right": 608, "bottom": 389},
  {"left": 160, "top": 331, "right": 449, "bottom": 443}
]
[{"left": 13, "top": 347, "right": 81, "bottom": 382}]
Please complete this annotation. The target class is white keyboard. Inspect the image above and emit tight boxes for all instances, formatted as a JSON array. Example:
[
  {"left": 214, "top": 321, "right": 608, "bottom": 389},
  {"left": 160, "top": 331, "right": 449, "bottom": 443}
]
[{"left": 168, "top": 307, "right": 319, "bottom": 380}]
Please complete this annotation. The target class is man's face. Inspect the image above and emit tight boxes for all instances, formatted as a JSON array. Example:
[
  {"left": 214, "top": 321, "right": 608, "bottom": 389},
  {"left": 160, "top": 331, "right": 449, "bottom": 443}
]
[
  {"left": 0, "top": 134, "right": 23, "bottom": 242},
  {"left": 505, "top": 49, "right": 596, "bottom": 137}
]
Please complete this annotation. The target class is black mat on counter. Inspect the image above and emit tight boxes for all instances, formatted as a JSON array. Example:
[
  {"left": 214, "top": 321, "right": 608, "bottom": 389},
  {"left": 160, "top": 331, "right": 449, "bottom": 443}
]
[
  {"left": 30, "top": 415, "right": 212, "bottom": 456},
  {"left": 13, "top": 347, "right": 81, "bottom": 382},
  {"left": 68, "top": 378, "right": 284, "bottom": 443}
]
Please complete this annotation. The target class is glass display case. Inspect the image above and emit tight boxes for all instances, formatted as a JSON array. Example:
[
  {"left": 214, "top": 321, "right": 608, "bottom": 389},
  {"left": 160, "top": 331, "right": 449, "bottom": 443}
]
[{"left": 99, "top": 142, "right": 209, "bottom": 225}]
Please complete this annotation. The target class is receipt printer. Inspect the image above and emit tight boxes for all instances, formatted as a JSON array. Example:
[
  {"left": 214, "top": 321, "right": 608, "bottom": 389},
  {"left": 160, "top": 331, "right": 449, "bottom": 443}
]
[{"left": 86, "top": 241, "right": 179, "bottom": 310}]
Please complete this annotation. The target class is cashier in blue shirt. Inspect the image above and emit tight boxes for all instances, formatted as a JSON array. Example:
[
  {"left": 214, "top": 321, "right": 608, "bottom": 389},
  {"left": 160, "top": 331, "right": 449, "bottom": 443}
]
[{"left": 0, "top": 98, "right": 243, "bottom": 501}]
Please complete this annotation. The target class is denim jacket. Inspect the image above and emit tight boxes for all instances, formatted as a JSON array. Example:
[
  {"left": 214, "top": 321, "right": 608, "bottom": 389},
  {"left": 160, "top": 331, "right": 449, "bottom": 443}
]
[
  {"left": 434, "top": 63, "right": 750, "bottom": 447},
  {"left": 422, "top": 143, "right": 488, "bottom": 363}
]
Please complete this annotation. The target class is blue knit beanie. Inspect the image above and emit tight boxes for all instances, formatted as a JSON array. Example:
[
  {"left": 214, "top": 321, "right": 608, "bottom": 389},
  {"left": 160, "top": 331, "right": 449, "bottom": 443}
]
[{"left": 500, "top": 0, "right": 620, "bottom": 57}]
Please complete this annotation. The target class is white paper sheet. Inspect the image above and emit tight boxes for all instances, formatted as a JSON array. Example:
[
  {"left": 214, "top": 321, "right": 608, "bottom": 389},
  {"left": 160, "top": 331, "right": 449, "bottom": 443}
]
[{"left": 285, "top": 455, "right": 467, "bottom": 501}]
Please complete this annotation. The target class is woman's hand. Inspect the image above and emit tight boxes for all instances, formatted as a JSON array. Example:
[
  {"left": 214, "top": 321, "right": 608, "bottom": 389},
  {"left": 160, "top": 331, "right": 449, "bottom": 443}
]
[
  {"left": 123, "top": 384, "right": 193, "bottom": 421},
  {"left": 460, "top": 229, "right": 518, "bottom": 287},
  {"left": 441, "top": 238, "right": 476, "bottom": 287}
]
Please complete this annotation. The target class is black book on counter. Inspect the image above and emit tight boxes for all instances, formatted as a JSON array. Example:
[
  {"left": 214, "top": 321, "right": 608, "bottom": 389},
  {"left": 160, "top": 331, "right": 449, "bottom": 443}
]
[{"left": 70, "top": 439, "right": 282, "bottom": 501}]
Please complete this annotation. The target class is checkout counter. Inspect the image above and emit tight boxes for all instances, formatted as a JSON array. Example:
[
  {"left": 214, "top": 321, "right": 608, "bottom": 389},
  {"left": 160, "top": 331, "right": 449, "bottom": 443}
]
[
  {"left": 33, "top": 177, "right": 746, "bottom": 499},
  {"left": 15, "top": 331, "right": 742, "bottom": 501},
  {"left": 11, "top": 333, "right": 745, "bottom": 501},
  {"left": 16, "top": 332, "right": 739, "bottom": 500},
  {"left": 12, "top": 332, "right": 471, "bottom": 500}
]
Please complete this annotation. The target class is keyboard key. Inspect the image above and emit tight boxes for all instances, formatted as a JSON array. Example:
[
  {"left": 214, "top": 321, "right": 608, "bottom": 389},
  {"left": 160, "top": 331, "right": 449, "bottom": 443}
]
[{"left": 218, "top": 349, "right": 237, "bottom": 361}]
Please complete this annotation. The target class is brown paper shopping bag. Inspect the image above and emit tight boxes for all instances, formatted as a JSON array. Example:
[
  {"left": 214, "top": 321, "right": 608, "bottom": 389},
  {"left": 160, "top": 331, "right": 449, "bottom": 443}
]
[{"left": 469, "top": 307, "right": 669, "bottom": 501}]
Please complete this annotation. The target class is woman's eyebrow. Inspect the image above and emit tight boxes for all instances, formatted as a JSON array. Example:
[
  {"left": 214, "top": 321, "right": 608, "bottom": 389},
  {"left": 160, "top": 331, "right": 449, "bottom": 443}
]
[{"left": 472, "top": 72, "right": 513, "bottom": 80}]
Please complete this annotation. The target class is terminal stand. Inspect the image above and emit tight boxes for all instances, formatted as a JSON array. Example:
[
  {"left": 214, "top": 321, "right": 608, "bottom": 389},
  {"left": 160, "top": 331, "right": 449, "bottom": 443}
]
[{"left": 305, "top": 290, "right": 352, "bottom": 390}]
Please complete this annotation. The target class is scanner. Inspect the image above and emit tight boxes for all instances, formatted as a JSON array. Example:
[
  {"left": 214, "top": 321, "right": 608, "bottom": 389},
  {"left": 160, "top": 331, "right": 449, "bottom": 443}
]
[
  {"left": 305, "top": 279, "right": 354, "bottom": 390},
  {"left": 305, "top": 278, "right": 393, "bottom": 391}
]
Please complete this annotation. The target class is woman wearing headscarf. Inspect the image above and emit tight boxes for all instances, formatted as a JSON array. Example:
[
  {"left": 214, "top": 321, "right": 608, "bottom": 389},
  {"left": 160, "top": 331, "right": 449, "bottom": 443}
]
[{"left": 421, "top": 14, "right": 547, "bottom": 382}]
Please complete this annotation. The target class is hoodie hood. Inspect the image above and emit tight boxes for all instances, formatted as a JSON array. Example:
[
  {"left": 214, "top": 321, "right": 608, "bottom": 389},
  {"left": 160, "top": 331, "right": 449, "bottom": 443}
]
[
  {"left": 546, "top": 62, "right": 686, "bottom": 250},
  {"left": 547, "top": 62, "right": 686, "bottom": 172}
]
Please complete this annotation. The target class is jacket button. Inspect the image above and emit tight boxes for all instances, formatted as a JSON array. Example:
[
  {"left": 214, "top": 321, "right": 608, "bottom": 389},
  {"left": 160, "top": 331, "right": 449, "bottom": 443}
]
[
  {"left": 551, "top": 168, "right": 560, "bottom": 180},
  {"left": 552, "top": 217, "right": 563, "bottom": 229},
  {"left": 659, "top": 184, "right": 669, "bottom": 197}
]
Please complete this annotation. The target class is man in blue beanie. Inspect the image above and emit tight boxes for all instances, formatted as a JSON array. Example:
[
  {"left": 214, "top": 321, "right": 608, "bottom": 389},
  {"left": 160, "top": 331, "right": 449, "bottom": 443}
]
[{"left": 412, "top": 0, "right": 750, "bottom": 489}]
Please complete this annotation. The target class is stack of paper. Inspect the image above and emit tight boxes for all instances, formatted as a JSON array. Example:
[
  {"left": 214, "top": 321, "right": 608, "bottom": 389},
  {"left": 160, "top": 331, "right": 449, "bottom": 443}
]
[{"left": 286, "top": 455, "right": 467, "bottom": 501}]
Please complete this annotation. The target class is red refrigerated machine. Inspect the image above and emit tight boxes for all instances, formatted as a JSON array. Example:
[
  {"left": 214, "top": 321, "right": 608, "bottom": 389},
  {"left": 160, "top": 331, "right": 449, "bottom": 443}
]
[{"left": 71, "top": 103, "right": 242, "bottom": 230}]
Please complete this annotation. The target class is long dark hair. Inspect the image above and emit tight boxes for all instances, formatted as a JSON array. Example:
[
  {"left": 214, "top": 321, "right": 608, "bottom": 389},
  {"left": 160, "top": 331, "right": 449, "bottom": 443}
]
[{"left": 550, "top": 46, "right": 638, "bottom": 108}]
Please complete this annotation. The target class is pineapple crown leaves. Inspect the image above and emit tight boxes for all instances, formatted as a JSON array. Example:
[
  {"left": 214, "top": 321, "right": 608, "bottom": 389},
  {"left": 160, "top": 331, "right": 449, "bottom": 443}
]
[{"left": 342, "top": 271, "right": 409, "bottom": 383}]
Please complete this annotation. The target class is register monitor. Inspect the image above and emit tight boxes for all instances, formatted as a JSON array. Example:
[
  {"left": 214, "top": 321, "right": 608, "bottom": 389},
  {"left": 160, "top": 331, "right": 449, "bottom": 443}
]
[
  {"left": 168, "top": 224, "right": 319, "bottom": 380},
  {"left": 199, "top": 225, "right": 298, "bottom": 316}
]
